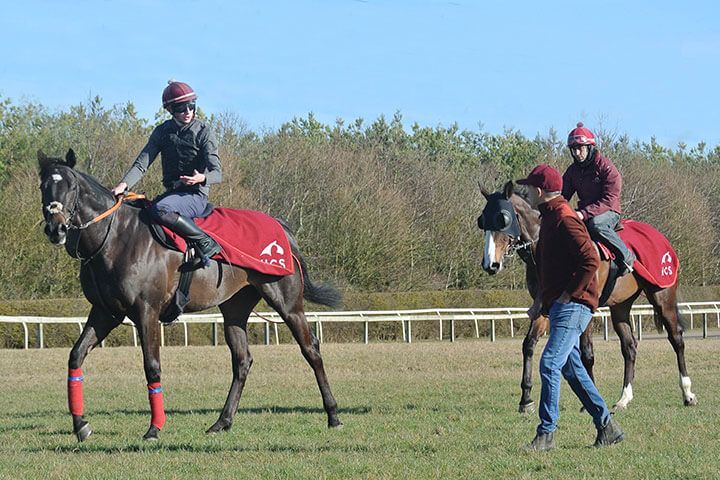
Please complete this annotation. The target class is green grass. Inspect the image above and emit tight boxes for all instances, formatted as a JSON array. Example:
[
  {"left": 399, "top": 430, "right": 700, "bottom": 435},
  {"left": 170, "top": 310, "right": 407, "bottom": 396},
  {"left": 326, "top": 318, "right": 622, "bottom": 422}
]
[{"left": 1, "top": 338, "right": 718, "bottom": 479}]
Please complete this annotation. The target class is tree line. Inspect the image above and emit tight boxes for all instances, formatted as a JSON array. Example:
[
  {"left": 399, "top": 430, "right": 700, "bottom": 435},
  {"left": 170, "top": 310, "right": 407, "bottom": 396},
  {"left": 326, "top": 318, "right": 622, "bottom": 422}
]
[{"left": 1, "top": 95, "right": 719, "bottom": 301}]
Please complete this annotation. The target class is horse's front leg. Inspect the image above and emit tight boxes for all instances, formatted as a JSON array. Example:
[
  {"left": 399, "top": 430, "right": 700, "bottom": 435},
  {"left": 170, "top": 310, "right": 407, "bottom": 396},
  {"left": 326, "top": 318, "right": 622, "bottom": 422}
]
[
  {"left": 67, "top": 306, "right": 122, "bottom": 442},
  {"left": 519, "top": 314, "right": 549, "bottom": 414},
  {"left": 136, "top": 314, "right": 164, "bottom": 441}
]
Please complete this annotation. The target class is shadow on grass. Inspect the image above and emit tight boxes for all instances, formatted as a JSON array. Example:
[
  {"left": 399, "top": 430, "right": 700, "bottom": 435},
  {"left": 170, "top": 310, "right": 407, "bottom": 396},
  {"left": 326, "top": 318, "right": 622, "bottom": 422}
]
[
  {"left": 28, "top": 438, "right": 374, "bottom": 455},
  {"left": 4, "top": 405, "right": 371, "bottom": 420}
]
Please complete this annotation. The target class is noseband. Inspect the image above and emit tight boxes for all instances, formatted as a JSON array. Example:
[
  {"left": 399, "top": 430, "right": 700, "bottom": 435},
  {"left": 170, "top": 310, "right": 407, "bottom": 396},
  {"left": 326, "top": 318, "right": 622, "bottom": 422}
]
[{"left": 43, "top": 168, "right": 144, "bottom": 261}]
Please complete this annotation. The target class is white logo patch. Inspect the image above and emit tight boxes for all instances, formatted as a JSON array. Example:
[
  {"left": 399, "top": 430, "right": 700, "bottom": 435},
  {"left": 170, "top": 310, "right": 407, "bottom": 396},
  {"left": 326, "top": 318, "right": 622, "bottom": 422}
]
[
  {"left": 51, "top": 174, "right": 63, "bottom": 183},
  {"left": 660, "top": 251, "right": 673, "bottom": 276},
  {"left": 260, "top": 240, "right": 286, "bottom": 268}
]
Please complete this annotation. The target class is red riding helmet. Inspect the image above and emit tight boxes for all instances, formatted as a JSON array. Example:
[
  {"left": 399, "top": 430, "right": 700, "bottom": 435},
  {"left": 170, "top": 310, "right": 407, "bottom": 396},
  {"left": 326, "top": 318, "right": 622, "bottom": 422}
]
[
  {"left": 567, "top": 122, "right": 596, "bottom": 147},
  {"left": 162, "top": 80, "right": 197, "bottom": 108}
]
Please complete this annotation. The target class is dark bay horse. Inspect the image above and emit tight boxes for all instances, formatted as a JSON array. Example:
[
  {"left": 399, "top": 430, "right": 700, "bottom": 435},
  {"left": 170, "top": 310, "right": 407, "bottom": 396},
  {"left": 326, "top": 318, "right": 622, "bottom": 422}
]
[
  {"left": 38, "top": 149, "right": 343, "bottom": 442},
  {"left": 477, "top": 181, "right": 697, "bottom": 413}
]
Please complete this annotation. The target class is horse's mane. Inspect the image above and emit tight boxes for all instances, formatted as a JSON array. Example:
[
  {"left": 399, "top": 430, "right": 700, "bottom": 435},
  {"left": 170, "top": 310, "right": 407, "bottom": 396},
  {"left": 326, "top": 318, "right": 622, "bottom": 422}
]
[{"left": 77, "top": 169, "right": 113, "bottom": 199}]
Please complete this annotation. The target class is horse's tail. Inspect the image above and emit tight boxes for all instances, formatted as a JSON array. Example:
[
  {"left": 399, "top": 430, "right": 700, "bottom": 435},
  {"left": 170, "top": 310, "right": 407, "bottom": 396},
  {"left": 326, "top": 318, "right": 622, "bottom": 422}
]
[
  {"left": 652, "top": 302, "right": 688, "bottom": 334},
  {"left": 298, "top": 253, "right": 343, "bottom": 308},
  {"left": 278, "top": 218, "right": 342, "bottom": 309}
]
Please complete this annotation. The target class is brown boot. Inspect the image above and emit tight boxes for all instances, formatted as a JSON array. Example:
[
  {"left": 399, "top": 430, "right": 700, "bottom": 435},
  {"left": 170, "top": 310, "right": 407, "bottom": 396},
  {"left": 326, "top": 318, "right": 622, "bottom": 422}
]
[
  {"left": 594, "top": 417, "right": 624, "bottom": 447},
  {"left": 525, "top": 431, "right": 555, "bottom": 451}
]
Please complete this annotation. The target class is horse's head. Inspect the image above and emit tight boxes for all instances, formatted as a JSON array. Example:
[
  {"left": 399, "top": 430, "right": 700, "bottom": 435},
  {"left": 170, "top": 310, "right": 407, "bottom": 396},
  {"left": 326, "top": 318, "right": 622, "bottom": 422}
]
[
  {"left": 38, "top": 149, "right": 78, "bottom": 246},
  {"left": 477, "top": 181, "right": 527, "bottom": 275}
]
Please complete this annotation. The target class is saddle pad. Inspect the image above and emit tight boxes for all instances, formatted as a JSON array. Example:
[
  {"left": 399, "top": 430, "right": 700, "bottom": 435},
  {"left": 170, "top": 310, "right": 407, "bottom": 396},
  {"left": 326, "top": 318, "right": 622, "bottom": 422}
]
[
  {"left": 618, "top": 219, "right": 678, "bottom": 288},
  {"left": 162, "top": 208, "right": 295, "bottom": 276}
]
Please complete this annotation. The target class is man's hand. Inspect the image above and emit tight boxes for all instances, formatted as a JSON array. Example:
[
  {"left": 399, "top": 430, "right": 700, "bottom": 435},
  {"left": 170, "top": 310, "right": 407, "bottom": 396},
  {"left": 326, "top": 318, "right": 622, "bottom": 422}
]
[
  {"left": 527, "top": 298, "right": 543, "bottom": 319},
  {"left": 179, "top": 170, "right": 206, "bottom": 186},
  {"left": 111, "top": 182, "right": 128, "bottom": 197},
  {"left": 556, "top": 291, "right": 572, "bottom": 304},
  {"left": 576, "top": 210, "right": 584, "bottom": 220}
]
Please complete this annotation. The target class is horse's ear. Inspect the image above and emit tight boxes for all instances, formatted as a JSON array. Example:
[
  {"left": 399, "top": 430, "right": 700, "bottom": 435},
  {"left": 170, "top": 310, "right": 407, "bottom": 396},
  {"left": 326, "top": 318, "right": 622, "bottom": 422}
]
[
  {"left": 478, "top": 182, "right": 491, "bottom": 200},
  {"left": 503, "top": 181, "right": 514, "bottom": 199},
  {"left": 38, "top": 150, "right": 51, "bottom": 170},
  {"left": 65, "top": 149, "right": 77, "bottom": 168}
]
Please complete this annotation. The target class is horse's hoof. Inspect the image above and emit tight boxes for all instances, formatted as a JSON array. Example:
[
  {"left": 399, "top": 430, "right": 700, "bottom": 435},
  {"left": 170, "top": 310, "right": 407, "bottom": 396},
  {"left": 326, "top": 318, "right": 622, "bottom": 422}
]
[
  {"left": 143, "top": 425, "right": 160, "bottom": 441},
  {"left": 75, "top": 422, "right": 92, "bottom": 442},
  {"left": 684, "top": 396, "right": 698, "bottom": 406},
  {"left": 206, "top": 422, "right": 232, "bottom": 435},
  {"left": 518, "top": 402, "right": 535, "bottom": 414},
  {"left": 328, "top": 420, "right": 344, "bottom": 429}
]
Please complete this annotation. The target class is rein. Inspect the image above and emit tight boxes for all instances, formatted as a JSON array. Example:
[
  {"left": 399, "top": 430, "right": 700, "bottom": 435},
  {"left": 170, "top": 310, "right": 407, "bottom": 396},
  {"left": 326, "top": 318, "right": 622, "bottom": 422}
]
[
  {"left": 48, "top": 169, "right": 146, "bottom": 262},
  {"left": 68, "top": 191, "right": 146, "bottom": 263},
  {"left": 69, "top": 192, "right": 146, "bottom": 231}
]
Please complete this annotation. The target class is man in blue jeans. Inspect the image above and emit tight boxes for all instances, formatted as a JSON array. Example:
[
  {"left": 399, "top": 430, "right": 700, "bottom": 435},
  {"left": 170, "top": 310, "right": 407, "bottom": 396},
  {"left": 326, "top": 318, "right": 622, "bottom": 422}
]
[{"left": 518, "top": 164, "right": 625, "bottom": 451}]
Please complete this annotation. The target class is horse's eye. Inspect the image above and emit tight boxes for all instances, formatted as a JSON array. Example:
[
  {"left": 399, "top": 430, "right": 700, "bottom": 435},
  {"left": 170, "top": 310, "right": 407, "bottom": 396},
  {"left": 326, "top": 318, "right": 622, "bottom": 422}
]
[
  {"left": 495, "top": 211, "right": 511, "bottom": 229},
  {"left": 477, "top": 214, "right": 484, "bottom": 230}
]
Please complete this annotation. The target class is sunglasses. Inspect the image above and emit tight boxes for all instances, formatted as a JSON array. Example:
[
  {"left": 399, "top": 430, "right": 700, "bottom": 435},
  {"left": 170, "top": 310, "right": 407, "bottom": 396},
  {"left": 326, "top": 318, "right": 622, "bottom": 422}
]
[{"left": 171, "top": 102, "right": 196, "bottom": 114}]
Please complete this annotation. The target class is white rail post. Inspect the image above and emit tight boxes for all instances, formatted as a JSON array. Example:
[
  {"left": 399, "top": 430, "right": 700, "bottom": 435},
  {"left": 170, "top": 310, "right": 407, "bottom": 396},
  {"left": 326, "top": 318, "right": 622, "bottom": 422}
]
[
  {"left": 39, "top": 323, "right": 44, "bottom": 349},
  {"left": 160, "top": 324, "right": 165, "bottom": 347},
  {"left": 363, "top": 314, "right": 369, "bottom": 344},
  {"left": 183, "top": 321, "right": 189, "bottom": 347},
  {"left": 508, "top": 309, "right": 514, "bottom": 338},
  {"left": 450, "top": 315, "right": 455, "bottom": 343},
  {"left": 437, "top": 310, "right": 443, "bottom": 341},
  {"left": 491, "top": 318, "right": 496, "bottom": 342},
  {"left": 637, "top": 314, "right": 643, "bottom": 341},
  {"left": 703, "top": 312, "right": 708, "bottom": 339},
  {"left": 23, "top": 322, "right": 28, "bottom": 349},
  {"left": 264, "top": 320, "right": 270, "bottom": 345},
  {"left": 473, "top": 311, "right": 479, "bottom": 338},
  {"left": 603, "top": 313, "right": 608, "bottom": 341}
]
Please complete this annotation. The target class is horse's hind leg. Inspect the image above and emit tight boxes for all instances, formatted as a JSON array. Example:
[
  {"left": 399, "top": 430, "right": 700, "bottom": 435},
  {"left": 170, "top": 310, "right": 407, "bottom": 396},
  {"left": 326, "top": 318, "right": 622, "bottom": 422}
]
[
  {"left": 519, "top": 315, "right": 549, "bottom": 414},
  {"left": 260, "top": 280, "right": 342, "bottom": 428},
  {"left": 67, "top": 306, "right": 122, "bottom": 442},
  {"left": 207, "top": 286, "right": 261, "bottom": 434},
  {"left": 609, "top": 298, "right": 639, "bottom": 410},
  {"left": 648, "top": 286, "right": 697, "bottom": 406}
]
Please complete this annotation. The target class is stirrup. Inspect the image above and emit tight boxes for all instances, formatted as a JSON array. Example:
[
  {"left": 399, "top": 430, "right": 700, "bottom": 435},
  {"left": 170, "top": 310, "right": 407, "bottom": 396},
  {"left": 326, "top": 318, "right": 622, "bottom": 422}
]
[{"left": 181, "top": 247, "right": 208, "bottom": 270}]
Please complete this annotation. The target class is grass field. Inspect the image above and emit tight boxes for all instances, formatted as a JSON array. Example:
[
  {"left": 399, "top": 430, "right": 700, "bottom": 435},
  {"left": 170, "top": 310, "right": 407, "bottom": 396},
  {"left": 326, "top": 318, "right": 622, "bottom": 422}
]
[{"left": 1, "top": 337, "right": 718, "bottom": 479}]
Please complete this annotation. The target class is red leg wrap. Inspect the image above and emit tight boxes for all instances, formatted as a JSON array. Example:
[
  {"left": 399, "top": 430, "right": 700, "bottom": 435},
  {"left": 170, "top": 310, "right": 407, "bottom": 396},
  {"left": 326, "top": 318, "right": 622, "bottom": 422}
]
[
  {"left": 148, "top": 382, "right": 166, "bottom": 429},
  {"left": 67, "top": 368, "right": 84, "bottom": 416}
]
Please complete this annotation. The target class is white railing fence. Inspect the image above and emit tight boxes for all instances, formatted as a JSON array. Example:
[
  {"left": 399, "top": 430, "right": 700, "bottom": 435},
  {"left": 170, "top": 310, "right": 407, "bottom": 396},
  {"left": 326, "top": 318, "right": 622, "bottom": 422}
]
[{"left": 1, "top": 302, "right": 719, "bottom": 349}]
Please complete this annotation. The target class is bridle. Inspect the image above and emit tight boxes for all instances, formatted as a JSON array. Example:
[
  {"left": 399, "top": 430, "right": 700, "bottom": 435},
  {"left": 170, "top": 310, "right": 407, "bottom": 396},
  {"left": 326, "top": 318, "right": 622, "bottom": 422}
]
[
  {"left": 479, "top": 195, "right": 537, "bottom": 266},
  {"left": 43, "top": 167, "right": 145, "bottom": 262}
]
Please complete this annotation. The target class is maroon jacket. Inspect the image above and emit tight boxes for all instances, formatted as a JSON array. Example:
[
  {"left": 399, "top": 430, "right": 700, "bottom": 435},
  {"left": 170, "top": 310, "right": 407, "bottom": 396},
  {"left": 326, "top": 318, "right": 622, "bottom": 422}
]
[
  {"left": 561, "top": 150, "right": 622, "bottom": 219},
  {"left": 536, "top": 196, "right": 600, "bottom": 313}
]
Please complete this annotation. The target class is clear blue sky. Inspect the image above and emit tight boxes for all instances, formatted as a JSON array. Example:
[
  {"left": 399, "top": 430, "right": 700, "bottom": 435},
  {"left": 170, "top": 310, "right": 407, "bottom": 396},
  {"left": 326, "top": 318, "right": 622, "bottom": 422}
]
[{"left": 2, "top": 1, "right": 719, "bottom": 147}]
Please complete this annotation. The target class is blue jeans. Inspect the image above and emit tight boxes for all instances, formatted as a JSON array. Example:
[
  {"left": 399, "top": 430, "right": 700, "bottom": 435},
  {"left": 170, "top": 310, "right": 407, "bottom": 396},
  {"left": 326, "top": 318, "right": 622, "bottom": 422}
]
[{"left": 537, "top": 301, "right": 611, "bottom": 434}]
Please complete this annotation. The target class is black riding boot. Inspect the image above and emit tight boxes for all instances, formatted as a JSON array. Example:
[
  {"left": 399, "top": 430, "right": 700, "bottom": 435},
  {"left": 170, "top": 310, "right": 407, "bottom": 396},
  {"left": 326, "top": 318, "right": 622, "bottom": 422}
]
[{"left": 170, "top": 215, "right": 222, "bottom": 268}]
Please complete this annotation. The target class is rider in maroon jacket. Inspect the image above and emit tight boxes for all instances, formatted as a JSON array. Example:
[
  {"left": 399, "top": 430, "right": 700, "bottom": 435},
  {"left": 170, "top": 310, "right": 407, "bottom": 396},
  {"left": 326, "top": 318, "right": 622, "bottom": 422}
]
[{"left": 561, "top": 123, "right": 636, "bottom": 275}]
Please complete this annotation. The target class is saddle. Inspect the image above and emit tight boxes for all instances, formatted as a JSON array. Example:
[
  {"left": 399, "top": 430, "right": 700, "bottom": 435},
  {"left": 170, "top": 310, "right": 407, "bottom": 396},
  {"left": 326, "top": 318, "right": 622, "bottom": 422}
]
[
  {"left": 138, "top": 203, "right": 215, "bottom": 324},
  {"left": 142, "top": 203, "right": 215, "bottom": 252},
  {"left": 595, "top": 220, "right": 679, "bottom": 301}
]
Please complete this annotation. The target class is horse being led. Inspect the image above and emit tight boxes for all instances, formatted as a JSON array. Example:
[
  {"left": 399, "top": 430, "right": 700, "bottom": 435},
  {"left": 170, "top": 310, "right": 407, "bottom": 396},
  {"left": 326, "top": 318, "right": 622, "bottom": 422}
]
[
  {"left": 39, "top": 149, "right": 343, "bottom": 442},
  {"left": 477, "top": 181, "right": 697, "bottom": 413}
]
